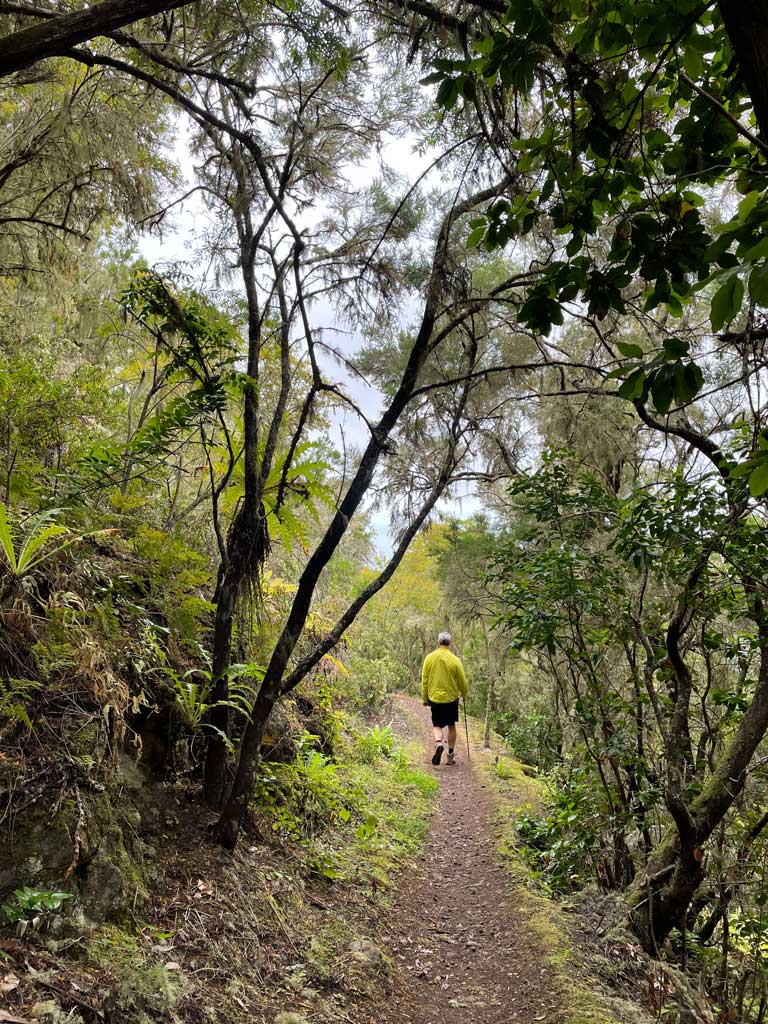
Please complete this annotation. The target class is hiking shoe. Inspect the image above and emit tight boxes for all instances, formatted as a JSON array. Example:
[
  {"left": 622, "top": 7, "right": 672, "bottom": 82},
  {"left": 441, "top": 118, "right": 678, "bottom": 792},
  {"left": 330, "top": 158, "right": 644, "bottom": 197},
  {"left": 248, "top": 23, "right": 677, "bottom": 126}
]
[
  {"left": 431, "top": 742, "right": 444, "bottom": 765},
  {"left": 446, "top": 750, "right": 456, "bottom": 765}
]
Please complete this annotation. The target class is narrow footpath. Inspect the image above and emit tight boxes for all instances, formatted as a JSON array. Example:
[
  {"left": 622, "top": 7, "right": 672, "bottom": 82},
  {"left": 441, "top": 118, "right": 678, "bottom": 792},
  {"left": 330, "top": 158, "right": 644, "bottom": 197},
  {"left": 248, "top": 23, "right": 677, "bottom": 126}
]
[{"left": 380, "top": 697, "right": 564, "bottom": 1024}]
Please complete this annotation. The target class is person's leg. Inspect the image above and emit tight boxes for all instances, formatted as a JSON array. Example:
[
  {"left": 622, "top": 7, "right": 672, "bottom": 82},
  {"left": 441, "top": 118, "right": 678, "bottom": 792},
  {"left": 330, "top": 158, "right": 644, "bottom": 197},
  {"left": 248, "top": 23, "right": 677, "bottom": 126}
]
[
  {"left": 446, "top": 703, "right": 459, "bottom": 764},
  {"left": 431, "top": 708, "right": 446, "bottom": 765}
]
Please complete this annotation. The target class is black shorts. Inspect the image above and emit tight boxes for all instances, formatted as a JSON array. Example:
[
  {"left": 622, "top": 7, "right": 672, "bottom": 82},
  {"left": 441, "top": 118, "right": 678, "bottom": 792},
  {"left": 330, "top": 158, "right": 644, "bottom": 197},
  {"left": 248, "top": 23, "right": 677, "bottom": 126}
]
[{"left": 429, "top": 699, "right": 459, "bottom": 728}]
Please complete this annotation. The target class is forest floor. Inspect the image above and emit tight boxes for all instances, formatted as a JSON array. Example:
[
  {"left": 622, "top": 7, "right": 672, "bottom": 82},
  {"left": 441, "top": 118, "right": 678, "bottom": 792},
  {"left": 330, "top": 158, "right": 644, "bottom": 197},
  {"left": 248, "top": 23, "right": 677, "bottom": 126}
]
[{"left": 373, "top": 695, "right": 622, "bottom": 1024}]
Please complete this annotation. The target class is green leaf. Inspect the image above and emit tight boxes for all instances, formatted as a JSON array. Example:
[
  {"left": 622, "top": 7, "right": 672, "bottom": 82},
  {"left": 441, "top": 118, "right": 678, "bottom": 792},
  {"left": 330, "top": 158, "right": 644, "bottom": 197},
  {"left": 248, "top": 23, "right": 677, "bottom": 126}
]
[
  {"left": 749, "top": 263, "right": 768, "bottom": 307},
  {"left": 682, "top": 46, "right": 704, "bottom": 81},
  {"left": 618, "top": 368, "right": 646, "bottom": 400},
  {"left": 17, "top": 523, "right": 70, "bottom": 575},
  {"left": 711, "top": 275, "right": 744, "bottom": 332},
  {"left": 749, "top": 459, "right": 768, "bottom": 497},
  {"left": 683, "top": 362, "right": 704, "bottom": 402},
  {"left": 662, "top": 337, "right": 689, "bottom": 358},
  {"left": 616, "top": 341, "right": 643, "bottom": 358},
  {"left": 650, "top": 372, "right": 674, "bottom": 414},
  {"left": 738, "top": 191, "right": 760, "bottom": 222},
  {"left": 436, "top": 77, "right": 458, "bottom": 109},
  {"left": 466, "top": 225, "right": 486, "bottom": 248},
  {"left": 729, "top": 459, "right": 760, "bottom": 479}
]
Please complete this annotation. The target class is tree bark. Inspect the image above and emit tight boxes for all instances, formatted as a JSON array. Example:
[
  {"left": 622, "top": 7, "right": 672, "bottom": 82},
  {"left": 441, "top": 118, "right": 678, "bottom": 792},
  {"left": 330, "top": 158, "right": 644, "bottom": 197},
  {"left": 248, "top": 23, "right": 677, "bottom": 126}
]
[
  {"left": 0, "top": 0, "right": 193, "bottom": 77},
  {"left": 719, "top": 1, "right": 768, "bottom": 143}
]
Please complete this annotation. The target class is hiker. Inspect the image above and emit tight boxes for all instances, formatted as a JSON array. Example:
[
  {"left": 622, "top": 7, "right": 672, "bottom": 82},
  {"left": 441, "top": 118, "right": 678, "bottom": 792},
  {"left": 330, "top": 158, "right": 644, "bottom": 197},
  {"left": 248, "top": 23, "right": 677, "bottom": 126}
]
[{"left": 421, "top": 631, "right": 468, "bottom": 766}]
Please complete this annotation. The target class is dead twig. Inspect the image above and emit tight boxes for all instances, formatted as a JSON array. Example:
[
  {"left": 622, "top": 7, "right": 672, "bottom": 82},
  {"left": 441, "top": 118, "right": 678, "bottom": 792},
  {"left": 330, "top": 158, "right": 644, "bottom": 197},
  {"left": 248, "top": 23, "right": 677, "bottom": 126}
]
[{"left": 64, "top": 783, "right": 84, "bottom": 878}]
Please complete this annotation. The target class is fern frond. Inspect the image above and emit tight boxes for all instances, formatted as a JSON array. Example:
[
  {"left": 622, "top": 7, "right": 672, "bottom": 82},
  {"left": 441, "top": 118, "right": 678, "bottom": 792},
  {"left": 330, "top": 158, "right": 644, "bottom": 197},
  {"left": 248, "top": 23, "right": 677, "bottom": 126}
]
[
  {"left": 17, "top": 524, "right": 71, "bottom": 575},
  {"left": 0, "top": 503, "right": 17, "bottom": 574}
]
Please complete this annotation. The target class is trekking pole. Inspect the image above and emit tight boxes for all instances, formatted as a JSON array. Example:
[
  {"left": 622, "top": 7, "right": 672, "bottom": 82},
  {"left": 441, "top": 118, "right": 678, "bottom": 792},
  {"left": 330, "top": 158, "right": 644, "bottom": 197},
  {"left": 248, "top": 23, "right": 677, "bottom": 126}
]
[{"left": 462, "top": 698, "right": 471, "bottom": 762}]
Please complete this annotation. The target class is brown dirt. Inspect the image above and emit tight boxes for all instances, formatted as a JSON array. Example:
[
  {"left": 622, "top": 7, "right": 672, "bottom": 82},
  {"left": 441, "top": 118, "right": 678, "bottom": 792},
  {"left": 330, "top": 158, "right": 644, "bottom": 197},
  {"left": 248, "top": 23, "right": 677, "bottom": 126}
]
[{"left": 380, "top": 696, "right": 564, "bottom": 1024}]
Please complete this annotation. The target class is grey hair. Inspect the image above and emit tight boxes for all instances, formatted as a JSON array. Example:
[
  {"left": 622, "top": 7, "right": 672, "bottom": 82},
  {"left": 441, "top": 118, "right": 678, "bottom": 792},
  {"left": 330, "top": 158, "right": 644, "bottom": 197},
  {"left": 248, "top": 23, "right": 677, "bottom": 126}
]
[{"left": 438, "top": 631, "right": 452, "bottom": 645}]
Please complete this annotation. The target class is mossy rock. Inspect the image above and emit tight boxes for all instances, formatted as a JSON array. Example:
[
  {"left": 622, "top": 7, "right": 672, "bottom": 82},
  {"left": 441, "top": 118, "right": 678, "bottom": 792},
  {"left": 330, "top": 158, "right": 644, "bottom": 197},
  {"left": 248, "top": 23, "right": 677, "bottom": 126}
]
[{"left": 1, "top": 787, "right": 148, "bottom": 923}]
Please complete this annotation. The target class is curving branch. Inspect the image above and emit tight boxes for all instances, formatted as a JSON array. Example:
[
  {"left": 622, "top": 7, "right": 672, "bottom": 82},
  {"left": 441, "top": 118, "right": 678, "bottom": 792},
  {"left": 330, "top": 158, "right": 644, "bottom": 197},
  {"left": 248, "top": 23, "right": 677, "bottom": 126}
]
[{"left": 0, "top": 0, "right": 193, "bottom": 77}]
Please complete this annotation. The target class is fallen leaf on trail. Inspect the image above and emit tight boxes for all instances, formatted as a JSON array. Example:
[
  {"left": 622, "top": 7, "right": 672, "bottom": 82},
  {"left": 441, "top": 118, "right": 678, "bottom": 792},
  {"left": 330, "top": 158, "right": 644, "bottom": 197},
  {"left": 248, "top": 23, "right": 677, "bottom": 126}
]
[
  {"left": 1, "top": 972, "right": 20, "bottom": 992},
  {"left": 164, "top": 961, "right": 181, "bottom": 971}
]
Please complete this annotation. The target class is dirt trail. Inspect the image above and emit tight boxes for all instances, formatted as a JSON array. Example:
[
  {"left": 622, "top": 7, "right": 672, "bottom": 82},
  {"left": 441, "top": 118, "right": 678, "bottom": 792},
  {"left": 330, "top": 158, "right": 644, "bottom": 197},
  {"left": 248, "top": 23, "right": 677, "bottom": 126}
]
[{"left": 380, "top": 696, "right": 564, "bottom": 1024}]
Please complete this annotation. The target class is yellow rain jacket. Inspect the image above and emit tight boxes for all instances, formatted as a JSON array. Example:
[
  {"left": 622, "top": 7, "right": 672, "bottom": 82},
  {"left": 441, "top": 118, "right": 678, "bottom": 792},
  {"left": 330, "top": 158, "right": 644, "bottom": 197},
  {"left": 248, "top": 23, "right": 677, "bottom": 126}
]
[{"left": 421, "top": 647, "right": 468, "bottom": 704}]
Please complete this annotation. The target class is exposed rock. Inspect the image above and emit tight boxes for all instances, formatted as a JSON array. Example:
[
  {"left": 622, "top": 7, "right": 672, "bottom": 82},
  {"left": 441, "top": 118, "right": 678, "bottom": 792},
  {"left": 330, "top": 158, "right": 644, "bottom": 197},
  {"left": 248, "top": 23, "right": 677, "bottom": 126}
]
[
  {"left": 348, "top": 938, "right": 382, "bottom": 963},
  {"left": 121, "top": 806, "right": 142, "bottom": 830},
  {"left": 115, "top": 754, "right": 146, "bottom": 792},
  {"left": 275, "top": 1013, "right": 309, "bottom": 1024},
  {"left": 0, "top": 788, "right": 147, "bottom": 923},
  {"left": 80, "top": 855, "right": 126, "bottom": 920}
]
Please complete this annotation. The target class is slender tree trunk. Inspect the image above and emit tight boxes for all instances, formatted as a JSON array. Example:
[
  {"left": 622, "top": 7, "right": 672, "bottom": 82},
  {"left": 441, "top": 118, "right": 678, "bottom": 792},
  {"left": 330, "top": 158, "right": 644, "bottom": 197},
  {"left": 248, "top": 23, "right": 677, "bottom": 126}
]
[
  {"left": 212, "top": 177, "right": 511, "bottom": 846},
  {"left": 203, "top": 231, "right": 263, "bottom": 807},
  {"left": 203, "top": 572, "right": 236, "bottom": 807},
  {"left": 482, "top": 624, "right": 493, "bottom": 748},
  {"left": 719, "top": 1, "right": 768, "bottom": 143}
]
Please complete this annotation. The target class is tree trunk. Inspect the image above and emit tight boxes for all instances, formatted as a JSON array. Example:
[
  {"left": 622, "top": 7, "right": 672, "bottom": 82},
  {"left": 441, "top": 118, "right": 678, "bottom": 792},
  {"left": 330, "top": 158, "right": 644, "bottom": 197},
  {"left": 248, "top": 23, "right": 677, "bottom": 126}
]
[
  {"left": 203, "top": 573, "right": 236, "bottom": 808},
  {"left": 0, "top": 0, "right": 193, "bottom": 77},
  {"left": 482, "top": 623, "right": 493, "bottom": 748},
  {"left": 625, "top": 636, "right": 768, "bottom": 950},
  {"left": 213, "top": 178, "right": 512, "bottom": 846},
  {"left": 719, "top": 1, "right": 768, "bottom": 143}
]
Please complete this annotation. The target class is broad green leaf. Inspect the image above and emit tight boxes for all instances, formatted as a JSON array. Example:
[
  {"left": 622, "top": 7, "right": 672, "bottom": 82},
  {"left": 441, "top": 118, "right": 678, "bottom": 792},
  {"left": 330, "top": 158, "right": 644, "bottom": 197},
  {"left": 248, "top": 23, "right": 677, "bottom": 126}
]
[
  {"left": 616, "top": 341, "right": 643, "bottom": 358},
  {"left": 742, "top": 236, "right": 768, "bottom": 261},
  {"left": 618, "top": 367, "right": 645, "bottom": 400},
  {"left": 651, "top": 372, "right": 674, "bottom": 414},
  {"left": 738, "top": 191, "right": 760, "bottom": 222},
  {"left": 682, "top": 46, "right": 704, "bottom": 81},
  {"left": 748, "top": 460, "right": 768, "bottom": 497},
  {"left": 662, "top": 337, "right": 689, "bottom": 358},
  {"left": 749, "top": 263, "right": 768, "bottom": 307},
  {"left": 683, "top": 363, "right": 704, "bottom": 401},
  {"left": 711, "top": 275, "right": 744, "bottom": 332},
  {"left": 728, "top": 459, "right": 759, "bottom": 479}
]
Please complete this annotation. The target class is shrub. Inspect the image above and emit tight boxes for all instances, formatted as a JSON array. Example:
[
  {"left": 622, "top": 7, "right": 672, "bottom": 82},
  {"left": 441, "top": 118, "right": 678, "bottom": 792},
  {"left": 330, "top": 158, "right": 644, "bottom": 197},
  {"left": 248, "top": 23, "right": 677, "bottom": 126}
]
[
  {"left": 514, "top": 766, "right": 601, "bottom": 894},
  {"left": 355, "top": 724, "right": 396, "bottom": 763}
]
